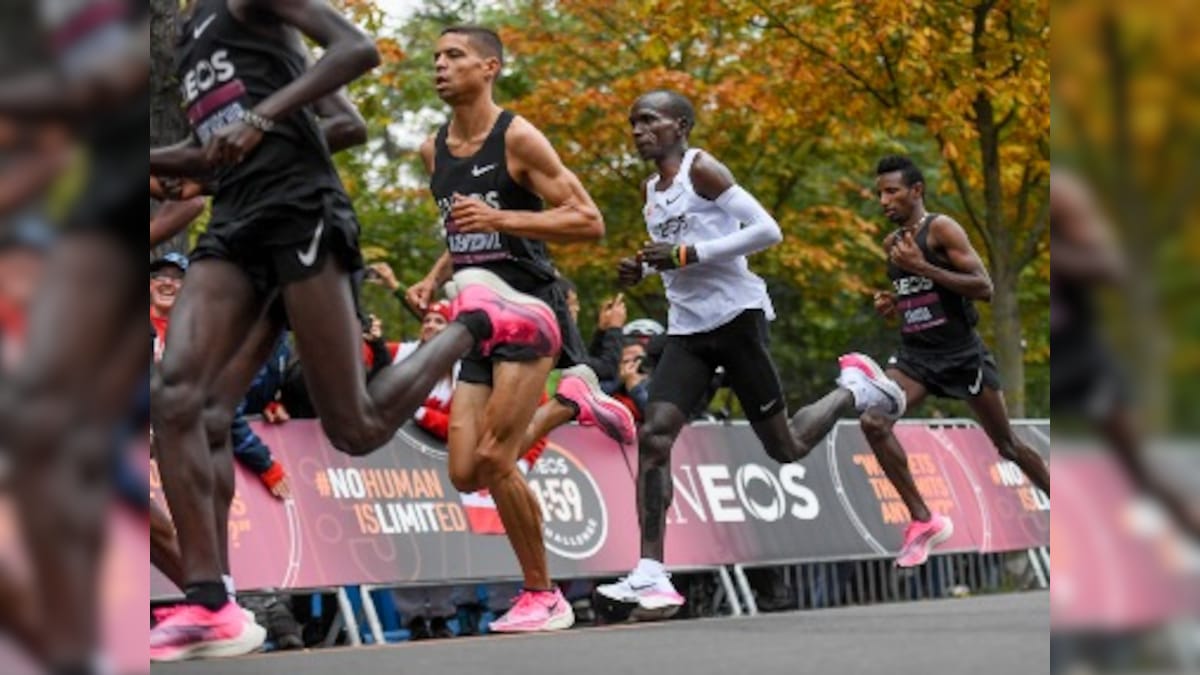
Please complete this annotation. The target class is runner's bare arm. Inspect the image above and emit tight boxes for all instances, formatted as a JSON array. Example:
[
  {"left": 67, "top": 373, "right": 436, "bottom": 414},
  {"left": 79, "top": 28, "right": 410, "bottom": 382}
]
[
  {"left": 313, "top": 89, "right": 368, "bottom": 153},
  {"left": 454, "top": 116, "right": 602, "bottom": 243},
  {"left": 150, "top": 139, "right": 210, "bottom": 177},
  {"left": 1049, "top": 171, "right": 1126, "bottom": 283},
  {"left": 897, "top": 215, "right": 992, "bottom": 301},
  {"left": 150, "top": 198, "right": 206, "bottom": 248},
  {"left": 239, "top": 0, "right": 380, "bottom": 123}
]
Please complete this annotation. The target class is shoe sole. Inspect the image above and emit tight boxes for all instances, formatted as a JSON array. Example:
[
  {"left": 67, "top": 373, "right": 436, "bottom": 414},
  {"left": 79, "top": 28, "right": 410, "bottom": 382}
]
[
  {"left": 150, "top": 623, "right": 267, "bottom": 662},
  {"left": 452, "top": 268, "right": 552, "bottom": 314},
  {"left": 560, "top": 364, "right": 636, "bottom": 444},
  {"left": 896, "top": 517, "right": 955, "bottom": 568},
  {"left": 489, "top": 608, "right": 576, "bottom": 633},
  {"left": 452, "top": 268, "right": 561, "bottom": 354}
]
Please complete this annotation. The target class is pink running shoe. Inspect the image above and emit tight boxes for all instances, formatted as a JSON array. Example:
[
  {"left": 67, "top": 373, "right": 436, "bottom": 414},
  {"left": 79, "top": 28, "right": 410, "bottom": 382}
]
[
  {"left": 488, "top": 587, "right": 575, "bottom": 633},
  {"left": 450, "top": 268, "right": 562, "bottom": 359},
  {"left": 838, "top": 352, "right": 907, "bottom": 418},
  {"left": 149, "top": 601, "right": 266, "bottom": 662},
  {"left": 557, "top": 365, "right": 637, "bottom": 445},
  {"left": 895, "top": 513, "right": 955, "bottom": 568}
]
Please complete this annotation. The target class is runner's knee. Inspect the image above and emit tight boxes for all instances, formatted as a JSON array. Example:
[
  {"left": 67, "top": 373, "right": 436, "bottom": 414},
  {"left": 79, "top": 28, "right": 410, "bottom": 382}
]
[
  {"left": 151, "top": 367, "right": 205, "bottom": 432},
  {"left": 859, "top": 411, "right": 895, "bottom": 444},
  {"left": 322, "top": 417, "right": 389, "bottom": 457},
  {"left": 473, "top": 440, "right": 519, "bottom": 488},
  {"left": 448, "top": 462, "right": 485, "bottom": 494},
  {"left": 201, "top": 404, "right": 234, "bottom": 449},
  {"left": 638, "top": 422, "right": 675, "bottom": 466}
]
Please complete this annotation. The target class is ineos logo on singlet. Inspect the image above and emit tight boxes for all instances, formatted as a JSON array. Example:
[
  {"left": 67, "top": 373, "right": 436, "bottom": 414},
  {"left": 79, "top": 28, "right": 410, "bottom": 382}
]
[
  {"left": 182, "top": 50, "right": 237, "bottom": 103},
  {"left": 892, "top": 275, "right": 934, "bottom": 296},
  {"left": 439, "top": 191, "right": 508, "bottom": 263},
  {"left": 651, "top": 214, "right": 689, "bottom": 241}
]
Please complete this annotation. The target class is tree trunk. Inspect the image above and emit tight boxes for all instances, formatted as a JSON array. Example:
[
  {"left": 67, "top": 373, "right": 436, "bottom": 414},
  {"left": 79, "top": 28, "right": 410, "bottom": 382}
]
[{"left": 990, "top": 271, "right": 1025, "bottom": 416}]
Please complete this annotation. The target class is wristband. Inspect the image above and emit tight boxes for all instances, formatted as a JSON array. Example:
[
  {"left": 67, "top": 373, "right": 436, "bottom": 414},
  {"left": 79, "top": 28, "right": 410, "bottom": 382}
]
[{"left": 241, "top": 109, "right": 276, "bottom": 133}]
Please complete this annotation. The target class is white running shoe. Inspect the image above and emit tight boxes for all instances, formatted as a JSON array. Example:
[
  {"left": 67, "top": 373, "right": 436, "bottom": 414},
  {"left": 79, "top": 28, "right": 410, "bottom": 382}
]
[
  {"left": 837, "top": 352, "right": 906, "bottom": 418},
  {"left": 595, "top": 560, "right": 685, "bottom": 619}
]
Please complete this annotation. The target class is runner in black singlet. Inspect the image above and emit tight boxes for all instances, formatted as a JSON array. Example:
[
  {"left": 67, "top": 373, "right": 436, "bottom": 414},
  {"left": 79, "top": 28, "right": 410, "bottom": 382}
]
[
  {"left": 0, "top": 2, "right": 151, "bottom": 670},
  {"left": 866, "top": 155, "right": 1051, "bottom": 567},
  {"left": 148, "top": 4, "right": 559, "bottom": 662},
  {"left": 1050, "top": 169, "right": 1198, "bottom": 538},
  {"left": 406, "top": 25, "right": 635, "bottom": 633}
]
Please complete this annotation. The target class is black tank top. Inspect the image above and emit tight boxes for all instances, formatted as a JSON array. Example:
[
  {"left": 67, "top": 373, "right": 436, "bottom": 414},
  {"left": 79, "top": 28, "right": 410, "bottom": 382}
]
[
  {"left": 886, "top": 213, "right": 980, "bottom": 352},
  {"left": 49, "top": 0, "right": 148, "bottom": 217},
  {"left": 1049, "top": 226, "right": 1098, "bottom": 349},
  {"left": 175, "top": 0, "right": 339, "bottom": 225},
  {"left": 430, "top": 110, "right": 556, "bottom": 293}
]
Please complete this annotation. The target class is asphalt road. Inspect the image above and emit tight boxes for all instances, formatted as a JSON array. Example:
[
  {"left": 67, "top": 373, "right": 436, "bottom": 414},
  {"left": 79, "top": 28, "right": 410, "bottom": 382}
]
[{"left": 152, "top": 590, "right": 1049, "bottom": 675}]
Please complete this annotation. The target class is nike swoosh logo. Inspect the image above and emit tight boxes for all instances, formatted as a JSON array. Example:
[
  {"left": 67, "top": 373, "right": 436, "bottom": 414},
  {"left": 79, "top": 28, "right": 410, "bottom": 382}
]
[
  {"left": 193, "top": 14, "right": 216, "bottom": 39},
  {"left": 967, "top": 367, "right": 984, "bottom": 396},
  {"left": 471, "top": 164, "right": 496, "bottom": 177},
  {"left": 759, "top": 400, "right": 777, "bottom": 413},
  {"left": 628, "top": 583, "right": 655, "bottom": 591},
  {"left": 666, "top": 194, "right": 682, "bottom": 205},
  {"left": 296, "top": 220, "right": 324, "bottom": 267}
]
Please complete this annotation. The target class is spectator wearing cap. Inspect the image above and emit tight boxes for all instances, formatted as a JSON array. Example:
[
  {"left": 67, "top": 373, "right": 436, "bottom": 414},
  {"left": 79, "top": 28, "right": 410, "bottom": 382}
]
[
  {"left": 149, "top": 253, "right": 292, "bottom": 499},
  {"left": 149, "top": 252, "right": 188, "bottom": 362}
]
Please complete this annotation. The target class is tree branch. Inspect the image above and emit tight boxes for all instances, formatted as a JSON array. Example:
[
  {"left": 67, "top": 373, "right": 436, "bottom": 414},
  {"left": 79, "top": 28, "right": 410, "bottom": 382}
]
[{"left": 750, "top": 0, "right": 896, "bottom": 110}]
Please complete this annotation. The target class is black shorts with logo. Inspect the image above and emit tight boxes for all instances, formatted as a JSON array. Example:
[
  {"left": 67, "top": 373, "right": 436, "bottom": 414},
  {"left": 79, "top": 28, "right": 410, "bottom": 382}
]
[
  {"left": 647, "top": 309, "right": 785, "bottom": 422},
  {"left": 887, "top": 338, "right": 1002, "bottom": 401},
  {"left": 457, "top": 278, "right": 588, "bottom": 387},
  {"left": 190, "top": 189, "right": 364, "bottom": 297}
]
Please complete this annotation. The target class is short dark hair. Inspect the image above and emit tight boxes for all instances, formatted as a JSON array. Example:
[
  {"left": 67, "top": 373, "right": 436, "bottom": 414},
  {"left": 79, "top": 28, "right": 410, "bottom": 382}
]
[
  {"left": 441, "top": 25, "right": 504, "bottom": 68},
  {"left": 876, "top": 155, "right": 925, "bottom": 188},
  {"left": 638, "top": 90, "right": 696, "bottom": 135}
]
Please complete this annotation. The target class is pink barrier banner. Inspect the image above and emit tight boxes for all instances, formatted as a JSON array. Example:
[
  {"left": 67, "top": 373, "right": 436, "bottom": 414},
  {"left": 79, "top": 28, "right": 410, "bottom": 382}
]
[
  {"left": 148, "top": 419, "right": 1052, "bottom": 598},
  {"left": 1051, "top": 451, "right": 1199, "bottom": 630}
]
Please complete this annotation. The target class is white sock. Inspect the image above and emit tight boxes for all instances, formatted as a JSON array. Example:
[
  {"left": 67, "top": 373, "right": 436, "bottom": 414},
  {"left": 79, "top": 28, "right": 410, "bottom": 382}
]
[
  {"left": 636, "top": 558, "right": 665, "bottom": 577},
  {"left": 223, "top": 574, "right": 236, "bottom": 600}
]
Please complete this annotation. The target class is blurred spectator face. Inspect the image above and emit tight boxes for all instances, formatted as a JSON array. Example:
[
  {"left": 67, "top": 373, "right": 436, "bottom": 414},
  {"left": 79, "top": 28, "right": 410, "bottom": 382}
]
[
  {"left": 149, "top": 264, "right": 184, "bottom": 316},
  {"left": 621, "top": 342, "right": 646, "bottom": 373},
  {"left": 0, "top": 247, "right": 44, "bottom": 314},
  {"left": 421, "top": 300, "right": 452, "bottom": 343}
]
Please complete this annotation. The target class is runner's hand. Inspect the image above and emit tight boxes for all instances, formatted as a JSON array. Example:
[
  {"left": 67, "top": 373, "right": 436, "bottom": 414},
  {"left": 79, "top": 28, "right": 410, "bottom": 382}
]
[
  {"left": 204, "top": 120, "right": 264, "bottom": 167},
  {"left": 617, "top": 257, "right": 643, "bottom": 287},
  {"left": 405, "top": 277, "right": 437, "bottom": 313}
]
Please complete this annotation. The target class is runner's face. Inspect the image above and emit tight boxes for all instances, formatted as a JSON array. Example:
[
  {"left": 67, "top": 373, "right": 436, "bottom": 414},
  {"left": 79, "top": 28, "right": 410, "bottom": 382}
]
[
  {"left": 629, "top": 101, "right": 683, "bottom": 160},
  {"left": 433, "top": 34, "right": 498, "bottom": 104},
  {"left": 876, "top": 171, "right": 921, "bottom": 224},
  {"left": 150, "top": 266, "right": 184, "bottom": 315}
]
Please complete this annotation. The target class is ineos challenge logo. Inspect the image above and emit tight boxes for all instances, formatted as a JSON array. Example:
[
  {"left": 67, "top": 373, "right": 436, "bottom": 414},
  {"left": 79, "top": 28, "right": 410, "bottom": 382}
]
[{"left": 527, "top": 445, "right": 607, "bottom": 560}]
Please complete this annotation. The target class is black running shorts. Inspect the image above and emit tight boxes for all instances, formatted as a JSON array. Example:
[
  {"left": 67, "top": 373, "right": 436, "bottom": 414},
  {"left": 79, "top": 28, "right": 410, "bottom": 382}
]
[
  {"left": 190, "top": 190, "right": 364, "bottom": 297},
  {"left": 646, "top": 309, "right": 785, "bottom": 422},
  {"left": 887, "top": 340, "right": 1002, "bottom": 401}
]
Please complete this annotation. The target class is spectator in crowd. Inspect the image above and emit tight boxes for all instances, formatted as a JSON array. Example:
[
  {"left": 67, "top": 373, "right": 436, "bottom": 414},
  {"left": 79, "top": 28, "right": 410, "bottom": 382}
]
[
  {"left": 611, "top": 339, "right": 651, "bottom": 423},
  {"left": 150, "top": 253, "right": 292, "bottom": 498},
  {"left": 0, "top": 220, "right": 51, "bottom": 368}
]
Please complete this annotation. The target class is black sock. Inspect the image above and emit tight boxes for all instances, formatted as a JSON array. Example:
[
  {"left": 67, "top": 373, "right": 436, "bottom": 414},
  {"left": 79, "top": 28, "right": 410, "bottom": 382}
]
[
  {"left": 554, "top": 393, "right": 581, "bottom": 419},
  {"left": 456, "top": 310, "right": 493, "bottom": 343},
  {"left": 185, "top": 581, "right": 229, "bottom": 612}
]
